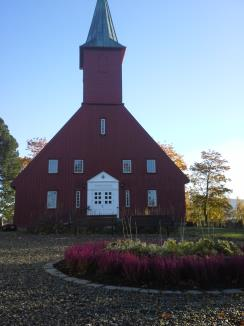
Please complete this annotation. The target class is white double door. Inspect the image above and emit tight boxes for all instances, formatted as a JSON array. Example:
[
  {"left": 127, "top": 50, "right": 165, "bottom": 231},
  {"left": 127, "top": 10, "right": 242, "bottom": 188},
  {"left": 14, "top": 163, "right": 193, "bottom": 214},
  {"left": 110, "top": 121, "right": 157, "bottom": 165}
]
[{"left": 87, "top": 172, "right": 119, "bottom": 217}]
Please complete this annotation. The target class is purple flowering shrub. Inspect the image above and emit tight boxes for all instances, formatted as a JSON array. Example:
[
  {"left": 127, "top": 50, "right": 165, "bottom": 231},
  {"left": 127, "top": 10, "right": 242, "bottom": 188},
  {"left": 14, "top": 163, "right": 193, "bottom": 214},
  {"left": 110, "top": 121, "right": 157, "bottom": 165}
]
[{"left": 64, "top": 241, "right": 244, "bottom": 289}]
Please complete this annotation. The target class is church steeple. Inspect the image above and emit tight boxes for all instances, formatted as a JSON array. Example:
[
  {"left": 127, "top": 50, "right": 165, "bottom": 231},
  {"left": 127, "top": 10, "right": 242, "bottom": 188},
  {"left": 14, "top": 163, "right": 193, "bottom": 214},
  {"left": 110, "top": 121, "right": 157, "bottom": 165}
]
[
  {"left": 80, "top": 0, "right": 125, "bottom": 69},
  {"left": 85, "top": 0, "right": 124, "bottom": 48},
  {"left": 80, "top": 0, "right": 126, "bottom": 105}
]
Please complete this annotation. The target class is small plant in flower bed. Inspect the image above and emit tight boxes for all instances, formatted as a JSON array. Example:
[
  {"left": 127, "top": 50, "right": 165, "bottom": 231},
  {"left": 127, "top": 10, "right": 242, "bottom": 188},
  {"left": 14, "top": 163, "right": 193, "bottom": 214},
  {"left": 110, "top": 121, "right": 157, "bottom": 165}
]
[
  {"left": 59, "top": 239, "right": 244, "bottom": 290},
  {"left": 106, "top": 238, "right": 243, "bottom": 257}
]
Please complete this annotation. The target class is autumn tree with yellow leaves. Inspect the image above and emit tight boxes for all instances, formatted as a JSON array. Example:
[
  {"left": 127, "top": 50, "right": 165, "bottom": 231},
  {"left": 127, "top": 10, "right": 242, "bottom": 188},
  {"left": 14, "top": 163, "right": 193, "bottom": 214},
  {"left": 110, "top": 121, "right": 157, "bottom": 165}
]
[{"left": 158, "top": 143, "right": 187, "bottom": 171}]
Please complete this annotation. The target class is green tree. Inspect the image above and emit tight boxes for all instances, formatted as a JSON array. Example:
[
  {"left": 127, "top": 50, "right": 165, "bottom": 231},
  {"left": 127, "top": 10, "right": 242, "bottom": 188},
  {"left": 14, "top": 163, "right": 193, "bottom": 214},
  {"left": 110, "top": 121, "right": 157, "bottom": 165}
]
[
  {"left": 0, "top": 118, "right": 21, "bottom": 221},
  {"left": 235, "top": 198, "right": 244, "bottom": 224},
  {"left": 189, "top": 150, "right": 231, "bottom": 225},
  {"left": 185, "top": 192, "right": 203, "bottom": 225}
]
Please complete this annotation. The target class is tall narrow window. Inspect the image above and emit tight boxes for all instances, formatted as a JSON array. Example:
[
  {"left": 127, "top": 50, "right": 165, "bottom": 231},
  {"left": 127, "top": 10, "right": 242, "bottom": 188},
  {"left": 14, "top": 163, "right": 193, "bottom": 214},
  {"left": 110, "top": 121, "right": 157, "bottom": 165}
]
[
  {"left": 122, "top": 160, "right": 132, "bottom": 174},
  {"left": 147, "top": 190, "right": 157, "bottom": 207},
  {"left": 147, "top": 160, "right": 156, "bottom": 173},
  {"left": 47, "top": 191, "right": 57, "bottom": 209},
  {"left": 74, "top": 160, "right": 84, "bottom": 173},
  {"left": 100, "top": 118, "right": 106, "bottom": 135},
  {"left": 48, "top": 160, "right": 58, "bottom": 174},
  {"left": 75, "top": 191, "right": 81, "bottom": 208},
  {"left": 125, "top": 190, "right": 131, "bottom": 208}
]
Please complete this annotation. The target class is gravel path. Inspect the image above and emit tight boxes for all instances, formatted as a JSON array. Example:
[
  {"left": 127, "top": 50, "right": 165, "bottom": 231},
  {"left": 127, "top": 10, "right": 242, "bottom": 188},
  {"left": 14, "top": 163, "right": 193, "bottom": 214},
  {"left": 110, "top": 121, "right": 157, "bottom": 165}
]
[{"left": 0, "top": 232, "right": 243, "bottom": 326}]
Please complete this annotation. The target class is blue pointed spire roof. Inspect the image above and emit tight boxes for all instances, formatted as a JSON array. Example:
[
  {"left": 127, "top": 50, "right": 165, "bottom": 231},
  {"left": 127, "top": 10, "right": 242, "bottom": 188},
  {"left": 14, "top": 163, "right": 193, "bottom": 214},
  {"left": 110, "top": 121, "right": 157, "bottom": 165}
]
[{"left": 83, "top": 0, "right": 124, "bottom": 48}]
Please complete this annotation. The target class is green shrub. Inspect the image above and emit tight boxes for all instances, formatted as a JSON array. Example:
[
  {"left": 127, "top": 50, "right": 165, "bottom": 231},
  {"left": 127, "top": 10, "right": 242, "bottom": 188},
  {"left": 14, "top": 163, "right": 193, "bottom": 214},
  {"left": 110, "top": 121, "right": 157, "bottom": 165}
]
[
  {"left": 107, "top": 239, "right": 161, "bottom": 256},
  {"left": 106, "top": 238, "right": 243, "bottom": 257}
]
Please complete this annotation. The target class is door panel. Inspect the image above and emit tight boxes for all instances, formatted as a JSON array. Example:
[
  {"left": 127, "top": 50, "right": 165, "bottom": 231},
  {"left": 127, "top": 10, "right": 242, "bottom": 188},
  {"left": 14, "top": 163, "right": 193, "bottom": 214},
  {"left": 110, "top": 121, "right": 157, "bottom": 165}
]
[{"left": 91, "top": 191, "right": 115, "bottom": 215}]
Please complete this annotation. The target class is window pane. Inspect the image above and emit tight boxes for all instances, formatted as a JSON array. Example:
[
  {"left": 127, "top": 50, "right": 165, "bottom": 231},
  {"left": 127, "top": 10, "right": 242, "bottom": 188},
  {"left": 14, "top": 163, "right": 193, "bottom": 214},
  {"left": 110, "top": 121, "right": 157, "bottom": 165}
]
[
  {"left": 74, "top": 160, "right": 83, "bottom": 173},
  {"left": 147, "top": 160, "right": 156, "bottom": 173},
  {"left": 147, "top": 190, "right": 157, "bottom": 207},
  {"left": 125, "top": 190, "right": 131, "bottom": 208},
  {"left": 123, "top": 160, "right": 132, "bottom": 173},
  {"left": 48, "top": 160, "right": 58, "bottom": 173},
  {"left": 47, "top": 191, "right": 57, "bottom": 209},
  {"left": 75, "top": 191, "right": 81, "bottom": 208},
  {"left": 100, "top": 118, "right": 106, "bottom": 135}
]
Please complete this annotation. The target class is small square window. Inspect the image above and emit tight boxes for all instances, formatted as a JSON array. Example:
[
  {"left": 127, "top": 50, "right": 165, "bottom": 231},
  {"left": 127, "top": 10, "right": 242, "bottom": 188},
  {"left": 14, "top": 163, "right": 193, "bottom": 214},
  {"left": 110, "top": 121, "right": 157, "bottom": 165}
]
[
  {"left": 122, "top": 160, "right": 132, "bottom": 174},
  {"left": 48, "top": 160, "right": 58, "bottom": 174},
  {"left": 147, "top": 160, "right": 156, "bottom": 173},
  {"left": 100, "top": 118, "right": 106, "bottom": 135},
  {"left": 147, "top": 190, "right": 157, "bottom": 207},
  {"left": 74, "top": 160, "right": 84, "bottom": 173},
  {"left": 47, "top": 191, "right": 57, "bottom": 209}
]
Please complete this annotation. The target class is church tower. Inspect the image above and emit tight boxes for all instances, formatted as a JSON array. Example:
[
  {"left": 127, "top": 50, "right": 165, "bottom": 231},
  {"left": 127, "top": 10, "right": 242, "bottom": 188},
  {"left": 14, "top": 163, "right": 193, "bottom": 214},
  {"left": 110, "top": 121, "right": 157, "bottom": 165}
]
[{"left": 80, "top": 0, "right": 126, "bottom": 104}]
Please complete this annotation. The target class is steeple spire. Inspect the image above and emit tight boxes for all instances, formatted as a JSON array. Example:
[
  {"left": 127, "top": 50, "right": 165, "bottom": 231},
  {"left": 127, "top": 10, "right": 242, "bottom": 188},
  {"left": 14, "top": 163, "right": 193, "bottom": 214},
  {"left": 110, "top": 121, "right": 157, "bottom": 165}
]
[{"left": 83, "top": 0, "right": 124, "bottom": 48}]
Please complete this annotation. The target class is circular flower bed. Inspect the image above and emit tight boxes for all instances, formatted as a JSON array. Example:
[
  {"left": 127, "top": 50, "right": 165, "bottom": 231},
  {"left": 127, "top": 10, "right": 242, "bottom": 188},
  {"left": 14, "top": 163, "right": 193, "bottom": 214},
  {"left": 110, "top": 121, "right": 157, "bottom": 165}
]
[{"left": 56, "top": 239, "right": 244, "bottom": 290}]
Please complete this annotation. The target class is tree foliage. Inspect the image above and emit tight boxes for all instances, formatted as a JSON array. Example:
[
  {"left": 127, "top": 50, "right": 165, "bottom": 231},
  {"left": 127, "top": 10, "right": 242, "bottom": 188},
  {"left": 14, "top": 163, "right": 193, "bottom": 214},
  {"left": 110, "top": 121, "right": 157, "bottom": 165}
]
[
  {"left": 26, "top": 137, "right": 47, "bottom": 158},
  {"left": 235, "top": 198, "right": 244, "bottom": 224},
  {"left": 19, "top": 156, "right": 32, "bottom": 171},
  {"left": 0, "top": 118, "right": 21, "bottom": 221},
  {"left": 158, "top": 143, "right": 187, "bottom": 171},
  {"left": 189, "top": 150, "right": 232, "bottom": 225},
  {"left": 19, "top": 137, "right": 48, "bottom": 170}
]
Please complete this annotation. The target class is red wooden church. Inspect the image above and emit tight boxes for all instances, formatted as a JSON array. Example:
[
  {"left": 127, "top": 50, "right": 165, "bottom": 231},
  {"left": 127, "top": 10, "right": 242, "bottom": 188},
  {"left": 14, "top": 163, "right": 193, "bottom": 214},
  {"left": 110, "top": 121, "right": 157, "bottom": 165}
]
[{"left": 12, "top": 0, "right": 188, "bottom": 228}]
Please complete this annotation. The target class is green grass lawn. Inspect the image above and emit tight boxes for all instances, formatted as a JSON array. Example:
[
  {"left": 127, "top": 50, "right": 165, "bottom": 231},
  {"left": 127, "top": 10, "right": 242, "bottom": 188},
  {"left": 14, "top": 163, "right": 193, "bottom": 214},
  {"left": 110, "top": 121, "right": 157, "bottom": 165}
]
[{"left": 176, "top": 226, "right": 244, "bottom": 242}]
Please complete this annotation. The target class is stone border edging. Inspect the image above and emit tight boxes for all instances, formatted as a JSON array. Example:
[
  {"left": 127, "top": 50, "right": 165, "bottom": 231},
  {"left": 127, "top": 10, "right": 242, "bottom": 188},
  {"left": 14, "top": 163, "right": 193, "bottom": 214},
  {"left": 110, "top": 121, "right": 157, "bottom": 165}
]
[{"left": 44, "top": 262, "right": 244, "bottom": 295}]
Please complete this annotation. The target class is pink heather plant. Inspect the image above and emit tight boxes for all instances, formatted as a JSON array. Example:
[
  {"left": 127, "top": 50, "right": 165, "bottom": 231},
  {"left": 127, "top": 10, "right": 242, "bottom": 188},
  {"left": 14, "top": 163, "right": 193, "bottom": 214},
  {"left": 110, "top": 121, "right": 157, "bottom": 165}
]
[
  {"left": 64, "top": 241, "right": 106, "bottom": 273},
  {"left": 64, "top": 241, "right": 244, "bottom": 289},
  {"left": 96, "top": 250, "right": 123, "bottom": 275},
  {"left": 120, "top": 253, "right": 149, "bottom": 283}
]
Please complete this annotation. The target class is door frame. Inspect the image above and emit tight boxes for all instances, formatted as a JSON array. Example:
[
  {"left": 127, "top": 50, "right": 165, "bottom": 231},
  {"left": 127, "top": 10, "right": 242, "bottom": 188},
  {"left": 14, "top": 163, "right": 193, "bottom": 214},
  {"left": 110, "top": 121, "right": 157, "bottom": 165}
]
[{"left": 87, "top": 172, "right": 119, "bottom": 217}]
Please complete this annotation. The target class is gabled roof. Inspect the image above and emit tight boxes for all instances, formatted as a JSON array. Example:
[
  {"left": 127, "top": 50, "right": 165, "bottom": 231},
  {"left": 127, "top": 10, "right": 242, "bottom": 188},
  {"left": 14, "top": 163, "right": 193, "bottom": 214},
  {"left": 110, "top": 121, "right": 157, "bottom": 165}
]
[
  {"left": 88, "top": 171, "right": 119, "bottom": 183},
  {"left": 82, "top": 0, "right": 125, "bottom": 48}
]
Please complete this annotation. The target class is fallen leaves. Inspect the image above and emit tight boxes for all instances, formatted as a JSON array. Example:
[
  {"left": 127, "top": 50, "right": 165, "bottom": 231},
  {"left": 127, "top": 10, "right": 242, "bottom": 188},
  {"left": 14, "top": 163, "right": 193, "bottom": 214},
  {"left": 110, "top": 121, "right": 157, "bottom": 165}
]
[{"left": 161, "top": 311, "right": 173, "bottom": 320}]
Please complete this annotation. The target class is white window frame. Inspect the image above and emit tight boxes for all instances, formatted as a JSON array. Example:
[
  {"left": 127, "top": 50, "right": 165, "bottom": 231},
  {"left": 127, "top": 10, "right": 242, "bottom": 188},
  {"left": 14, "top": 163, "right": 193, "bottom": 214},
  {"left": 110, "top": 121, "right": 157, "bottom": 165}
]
[
  {"left": 100, "top": 118, "right": 106, "bottom": 135},
  {"left": 125, "top": 190, "right": 131, "bottom": 208},
  {"left": 147, "top": 160, "right": 156, "bottom": 173},
  {"left": 75, "top": 191, "right": 81, "bottom": 208},
  {"left": 74, "top": 160, "right": 84, "bottom": 173},
  {"left": 47, "top": 191, "right": 57, "bottom": 209},
  {"left": 122, "top": 160, "right": 132, "bottom": 174},
  {"left": 147, "top": 190, "right": 157, "bottom": 207},
  {"left": 48, "top": 159, "right": 58, "bottom": 174}
]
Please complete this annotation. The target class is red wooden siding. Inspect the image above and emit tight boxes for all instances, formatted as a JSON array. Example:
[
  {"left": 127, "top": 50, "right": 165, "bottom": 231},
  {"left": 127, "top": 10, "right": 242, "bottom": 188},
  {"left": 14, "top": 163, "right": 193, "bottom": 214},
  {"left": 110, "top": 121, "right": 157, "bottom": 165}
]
[
  {"left": 83, "top": 48, "right": 124, "bottom": 105},
  {"left": 13, "top": 104, "right": 188, "bottom": 228}
]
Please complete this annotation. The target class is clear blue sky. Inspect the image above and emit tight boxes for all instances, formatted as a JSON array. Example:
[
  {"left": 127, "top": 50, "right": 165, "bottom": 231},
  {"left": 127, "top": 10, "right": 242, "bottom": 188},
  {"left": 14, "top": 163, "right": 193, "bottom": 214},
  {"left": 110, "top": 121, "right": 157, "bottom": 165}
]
[{"left": 1, "top": 0, "right": 244, "bottom": 197}]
